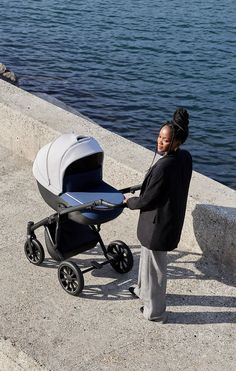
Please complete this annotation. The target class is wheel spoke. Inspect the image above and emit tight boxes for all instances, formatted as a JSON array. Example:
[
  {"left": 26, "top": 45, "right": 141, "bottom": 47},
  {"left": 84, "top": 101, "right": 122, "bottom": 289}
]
[
  {"left": 71, "top": 281, "right": 78, "bottom": 290},
  {"left": 122, "top": 260, "right": 128, "bottom": 268},
  {"left": 60, "top": 271, "right": 66, "bottom": 279},
  {"left": 114, "top": 245, "right": 120, "bottom": 254},
  {"left": 68, "top": 282, "right": 74, "bottom": 291},
  {"left": 62, "top": 267, "right": 68, "bottom": 275},
  {"left": 65, "top": 267, "right": 71, "bottom": 275}
]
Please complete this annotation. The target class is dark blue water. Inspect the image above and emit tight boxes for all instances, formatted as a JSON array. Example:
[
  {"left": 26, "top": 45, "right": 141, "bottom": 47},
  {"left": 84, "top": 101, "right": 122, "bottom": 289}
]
[{"left": 1, "top": 0, "right": 236, "bottom": 189}]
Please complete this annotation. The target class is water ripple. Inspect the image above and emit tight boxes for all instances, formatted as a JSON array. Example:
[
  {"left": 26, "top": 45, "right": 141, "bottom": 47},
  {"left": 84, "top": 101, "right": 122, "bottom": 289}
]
[{"left": 1, "top": 0, "right": 236, "bottom": 189}]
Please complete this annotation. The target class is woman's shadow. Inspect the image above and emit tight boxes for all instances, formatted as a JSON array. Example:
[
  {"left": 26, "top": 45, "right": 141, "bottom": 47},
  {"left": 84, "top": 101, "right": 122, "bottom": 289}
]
[{"left": 166, "top": 251, "right": 236, "bottom": 324}]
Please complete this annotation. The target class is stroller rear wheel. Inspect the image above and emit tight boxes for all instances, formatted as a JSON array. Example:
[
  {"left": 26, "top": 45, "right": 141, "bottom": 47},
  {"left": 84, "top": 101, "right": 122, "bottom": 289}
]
[
  {"left": 24, "top": 239, "right": 45, "bottom": 265},
  {"left": 107, "top": 240, "right": 133, "bottom": 273},
  {"left": 58, "top": 261, "right": 84, "bottom": 296}
]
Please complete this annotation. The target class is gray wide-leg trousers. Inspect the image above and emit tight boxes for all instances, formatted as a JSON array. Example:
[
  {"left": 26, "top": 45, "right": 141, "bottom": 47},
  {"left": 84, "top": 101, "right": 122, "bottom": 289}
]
[{"left": 134, "top": 246, "right": 168, "bottom": 322}]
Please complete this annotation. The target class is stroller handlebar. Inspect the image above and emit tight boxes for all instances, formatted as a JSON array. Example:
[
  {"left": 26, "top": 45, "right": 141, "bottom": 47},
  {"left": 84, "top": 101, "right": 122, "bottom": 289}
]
[
  {"left": 59, "top": 199, "right": 126, "bottom": 216},
  {"left": 119, "top": 184, "right": 142, "bottom": 194},
  {"left": 96, "top": 199, "right": 126, "bottom": 208},
  {"left": 59, "top": 184, "right": 142, "bottom": 216}
]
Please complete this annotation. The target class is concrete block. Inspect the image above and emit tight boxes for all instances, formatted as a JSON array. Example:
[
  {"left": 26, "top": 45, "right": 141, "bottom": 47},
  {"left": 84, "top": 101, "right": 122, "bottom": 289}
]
[{"left": 192, "top": 204, "right": 236, "bottom": 273}]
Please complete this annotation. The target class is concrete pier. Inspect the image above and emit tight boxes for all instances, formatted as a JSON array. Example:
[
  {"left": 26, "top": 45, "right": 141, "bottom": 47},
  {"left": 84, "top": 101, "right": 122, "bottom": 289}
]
[{"left": 0, "top": 80, "right": 235, "bottom": 370}]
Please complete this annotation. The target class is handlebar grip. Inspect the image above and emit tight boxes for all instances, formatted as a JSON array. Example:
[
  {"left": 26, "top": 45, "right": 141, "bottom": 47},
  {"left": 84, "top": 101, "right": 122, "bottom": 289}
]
[
  {"left": 59, "top": 199, "right": 125, "bottom": 216},
  {"left": 119, "top": 184, "right": 142, "bottom": 194}
]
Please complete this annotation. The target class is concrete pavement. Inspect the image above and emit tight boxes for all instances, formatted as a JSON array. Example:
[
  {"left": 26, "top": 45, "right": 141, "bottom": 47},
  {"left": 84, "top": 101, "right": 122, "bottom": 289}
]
[{"left": 0, "top": 144, "right": 235, "bottom": 371}]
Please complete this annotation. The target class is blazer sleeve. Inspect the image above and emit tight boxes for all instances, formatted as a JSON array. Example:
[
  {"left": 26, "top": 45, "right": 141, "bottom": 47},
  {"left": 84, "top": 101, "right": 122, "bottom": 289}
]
[{"left": 126, "top": 166, "right": 166, "bottom": 211}]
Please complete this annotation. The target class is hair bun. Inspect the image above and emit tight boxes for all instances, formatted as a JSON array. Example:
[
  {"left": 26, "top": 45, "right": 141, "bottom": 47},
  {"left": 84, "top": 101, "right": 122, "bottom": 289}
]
[{"left": 173, "top": 108, "right": 189, "bottom": 128}]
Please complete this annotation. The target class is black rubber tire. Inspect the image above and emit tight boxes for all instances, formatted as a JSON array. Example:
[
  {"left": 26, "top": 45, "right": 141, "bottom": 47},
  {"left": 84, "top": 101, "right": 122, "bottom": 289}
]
[
  {"left": 107, "top": 240, "right": 133, "bottom": 273},
  {"left": 24, "top": 239, "right": 45, "bottom": 265},
  {"left": 58, "top": 261, "right": 84, "bottom": 296}
]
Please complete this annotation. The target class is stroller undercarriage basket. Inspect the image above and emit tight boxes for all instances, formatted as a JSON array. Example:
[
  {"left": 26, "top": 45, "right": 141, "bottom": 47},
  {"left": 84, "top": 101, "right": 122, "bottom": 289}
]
[
  {"left": 25, "top": 134, "right": 141, "bottom": 296},
  {"left": 25, "top": 207, "right": 134, "bottom": 296},
  {"left": 44, "top": 218, "right": 99, "bottom": 261}
]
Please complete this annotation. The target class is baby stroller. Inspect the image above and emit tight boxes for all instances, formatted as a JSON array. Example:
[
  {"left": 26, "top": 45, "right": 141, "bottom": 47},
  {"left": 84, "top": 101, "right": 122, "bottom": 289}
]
[{"left": 25, "top": 134, "right": 140, "bottom": 296}]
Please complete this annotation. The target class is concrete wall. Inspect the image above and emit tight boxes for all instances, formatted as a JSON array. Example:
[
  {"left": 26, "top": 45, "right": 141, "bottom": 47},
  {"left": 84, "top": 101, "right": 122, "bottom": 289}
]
[{"left": 0, "top": 79, "right": 235, "bottom": 274}]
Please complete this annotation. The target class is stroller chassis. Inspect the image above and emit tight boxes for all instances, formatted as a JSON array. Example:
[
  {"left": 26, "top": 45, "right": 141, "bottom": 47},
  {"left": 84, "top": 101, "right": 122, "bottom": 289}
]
[{"left": 25, "top": 194, "right": 138, "bottom": 296}]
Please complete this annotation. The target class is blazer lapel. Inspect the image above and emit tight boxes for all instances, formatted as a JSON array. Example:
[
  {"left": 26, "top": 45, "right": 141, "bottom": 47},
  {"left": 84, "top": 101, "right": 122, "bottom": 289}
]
[{"left": 141, "top": 157, "right": 164, "bottom": 193}]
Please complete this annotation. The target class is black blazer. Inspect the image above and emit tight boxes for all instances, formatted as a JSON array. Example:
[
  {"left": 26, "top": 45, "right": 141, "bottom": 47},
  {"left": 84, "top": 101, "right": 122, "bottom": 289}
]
[{"left": 127, "top": 149, "right": 192, "bottom": 251}]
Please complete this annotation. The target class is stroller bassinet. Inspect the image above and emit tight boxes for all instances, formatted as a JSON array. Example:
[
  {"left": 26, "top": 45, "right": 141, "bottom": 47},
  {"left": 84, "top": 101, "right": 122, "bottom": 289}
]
[{"left": 25, "top": 134, "right": 139, "bottom": 296}]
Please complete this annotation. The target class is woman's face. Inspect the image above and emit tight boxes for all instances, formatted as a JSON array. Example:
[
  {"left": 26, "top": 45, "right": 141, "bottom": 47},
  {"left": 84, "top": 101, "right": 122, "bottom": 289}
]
[{"left": 157, "top": 125, "right": 180, "bottom": 154}]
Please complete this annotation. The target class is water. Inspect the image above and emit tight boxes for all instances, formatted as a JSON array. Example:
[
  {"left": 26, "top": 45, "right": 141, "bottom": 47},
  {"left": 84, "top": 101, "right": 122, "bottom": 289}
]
[{"left": 1, "top": 0, "right": 236, "bottom": 189}]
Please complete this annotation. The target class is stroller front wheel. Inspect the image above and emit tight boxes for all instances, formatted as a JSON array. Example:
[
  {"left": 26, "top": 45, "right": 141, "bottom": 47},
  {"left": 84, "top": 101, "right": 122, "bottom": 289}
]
[
  {"left": 58, "top": 261, "right": 84, "bottom": 296},
  {"left": 107, "top": 240, "right": 133, "bottom": 273},
  {"left": 24, "top": 239, "right": 45, "bottom": 265}
]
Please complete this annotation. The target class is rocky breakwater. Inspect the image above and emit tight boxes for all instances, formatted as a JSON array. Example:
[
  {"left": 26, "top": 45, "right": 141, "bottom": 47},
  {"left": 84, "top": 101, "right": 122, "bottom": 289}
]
[{"left": 0, "top": 63, "right": 17, "bottom": 85}]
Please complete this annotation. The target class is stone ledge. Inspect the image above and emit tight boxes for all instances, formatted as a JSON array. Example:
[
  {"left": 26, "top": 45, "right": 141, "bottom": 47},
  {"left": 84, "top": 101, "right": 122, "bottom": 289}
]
[{"left": 0, "top": 79, "right": 235, "bottom": 274}]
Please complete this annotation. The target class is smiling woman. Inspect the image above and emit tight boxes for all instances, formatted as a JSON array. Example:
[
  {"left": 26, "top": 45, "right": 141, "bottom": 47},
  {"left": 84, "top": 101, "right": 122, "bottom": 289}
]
[
  {"left": 157, "top": 109, "right": 189, "bottom": 155},
  {"left": 124, "top": 108, "right": 192, "bottom": 322},
  {"left": 157, "top": 126, "right": 174, "bottom": 155}
]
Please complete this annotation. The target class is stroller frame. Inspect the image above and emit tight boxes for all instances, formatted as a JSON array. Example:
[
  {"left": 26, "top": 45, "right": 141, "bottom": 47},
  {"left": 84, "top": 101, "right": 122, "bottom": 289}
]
[{"left": 25, "top": 185, "right": 141, "bottom": 296}]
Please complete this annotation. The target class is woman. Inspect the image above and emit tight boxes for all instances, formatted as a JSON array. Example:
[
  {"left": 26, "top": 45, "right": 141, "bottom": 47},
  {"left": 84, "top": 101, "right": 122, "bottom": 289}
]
[{"left": 124, "top": 108, "right": 192, "bottom": 323}]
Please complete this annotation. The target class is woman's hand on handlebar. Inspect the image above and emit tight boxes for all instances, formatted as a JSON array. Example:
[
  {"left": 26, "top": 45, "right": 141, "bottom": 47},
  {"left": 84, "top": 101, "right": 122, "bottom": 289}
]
[{"left": 123, "top": 196, "right": 129, "bottom": 204}]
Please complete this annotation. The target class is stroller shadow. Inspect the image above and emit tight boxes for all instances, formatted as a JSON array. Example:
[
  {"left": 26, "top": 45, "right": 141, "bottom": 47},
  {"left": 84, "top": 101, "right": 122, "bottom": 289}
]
[
  {"left": 41, "top": 247, "right": 236, "bottom": 324},
  {"left": 41, "top": 246, "right": 140, "bottom": 301}
]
